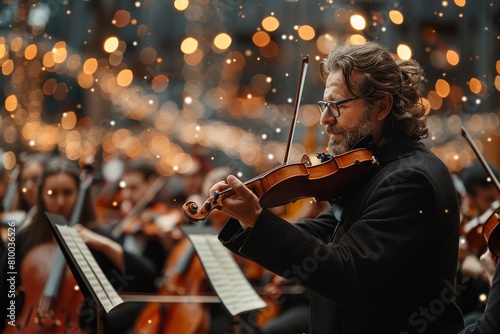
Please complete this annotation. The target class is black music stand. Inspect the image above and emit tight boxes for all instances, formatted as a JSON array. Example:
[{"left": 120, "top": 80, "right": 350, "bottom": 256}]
[{"left": 47, "top": 212, "right": 125, "bottom": 334}]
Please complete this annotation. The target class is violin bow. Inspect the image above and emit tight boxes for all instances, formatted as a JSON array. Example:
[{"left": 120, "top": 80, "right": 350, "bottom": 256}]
[
  {"left": 283, "top": 55, "right": 309, "bottom": 164},
  {"left": 461, "top": 126, "right": 500, "bottom": 193},
  {"left": 110, "top": 175, "right": 169, "bottom": 239}
]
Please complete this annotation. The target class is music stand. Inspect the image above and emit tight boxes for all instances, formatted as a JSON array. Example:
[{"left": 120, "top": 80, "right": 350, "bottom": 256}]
[
  {"left": 47, "top": 212, "right": 125, "bottom": 334},
  {"left": 180, "top": 224, "right": 267, "bottom": 317},
  {"left": 47, "top": 213, "right": 267, "bottom": 334}
]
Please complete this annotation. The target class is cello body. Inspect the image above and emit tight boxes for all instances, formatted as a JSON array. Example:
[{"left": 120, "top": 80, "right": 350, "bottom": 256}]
[
  {"left": 134, "top": 237, "right": 210, "bottom": 334},
  {"left": 5, "top": 243, "right": 85, "bottom": 334}
]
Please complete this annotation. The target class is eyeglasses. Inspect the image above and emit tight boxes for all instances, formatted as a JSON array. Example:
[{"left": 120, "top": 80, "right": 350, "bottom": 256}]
[{"left": 317, "top": 96, "right": 365, "bottom": 118}]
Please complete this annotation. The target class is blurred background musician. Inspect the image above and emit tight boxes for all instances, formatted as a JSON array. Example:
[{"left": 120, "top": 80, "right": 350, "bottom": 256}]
[
  {"left": 460, "top": 249, "right": 500, "bottom": 333},
  {"left": 0, "top": 157, "right": 156, "bottom": 333},
  {"left": 11, "top": 153, "right": 47, "bottom": 229},
  {"left": 458, "top": 161, "right": 500, "bottom": 326},
  {"left": 110, "top": 157, "right": 182, "bottom": 279}
]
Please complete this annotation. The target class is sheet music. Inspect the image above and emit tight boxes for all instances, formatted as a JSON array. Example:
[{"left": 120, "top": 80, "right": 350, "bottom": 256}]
[
  {"left": 188, "top": 233, "right": 267, "bottom": 316},
  {"left": 55, "top": 224, "right": 124, "bottom": 313}
]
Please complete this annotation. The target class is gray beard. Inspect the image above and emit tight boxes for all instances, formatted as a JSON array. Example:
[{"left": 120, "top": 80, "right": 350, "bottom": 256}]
[{"left": 327, "top": 112, "right": 373, "bottom": 156}]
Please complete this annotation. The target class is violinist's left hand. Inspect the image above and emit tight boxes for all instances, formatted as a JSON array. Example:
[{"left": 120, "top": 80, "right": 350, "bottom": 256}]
[
  {"left": 75, "top": 224, "right": 125, "bottom": 270},
  {"left": 209, "top": 175, "right": 262, "bottom": 229},
  {"left": 75, "top": 224, "right": 110, "bottom": 251}
]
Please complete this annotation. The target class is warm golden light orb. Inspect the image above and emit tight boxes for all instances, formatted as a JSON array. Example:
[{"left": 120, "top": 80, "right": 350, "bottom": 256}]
[
  {"left": 397, "top": 44, "right": 412, "bottom": 60},
  {"left": 350, "top": 15, "right": 366, "bottom": 30},
  {"left": 298, "top": 25, "right": 315, "bottom": 41},
  {"left": 262, "top": 16, "right": 279, "bottom": 32},
  {"left": 446, "top": 50, "right": 460, "bottom": 66},
  {"left": 104, "top": 37, "right": 120, "bottom": 53},
  {"left": 252, "top": 31, "right": 271, "bottom": 47},
  {"left": 174, "top": 0, "right": 189, "bottom": 11},
  {"left": 389, "top": 10, "right": 404, "bottom": 24},
  {"left": 5, "top": 95, "right": 18, "bottom": 112},
  {"left": 24, "top": 44, "right": 38, "bottom": 60},
  {"left": 435, "top": 79, "right": 451, "bottom": 98},
  {"left": 83, "top": 58, "right": 98, "bottom": 74},
  {"left": 181, "top": 37, "right": 198, "bottom": 54},
  {"left": 213, "top": 33, "right": 232, "bottom": 51},
  {"left": 469, "top": 78, "right": 482, "bottom": 94},
  {"left": 117, "top": 69, "right": 133, "bottom": 87}
]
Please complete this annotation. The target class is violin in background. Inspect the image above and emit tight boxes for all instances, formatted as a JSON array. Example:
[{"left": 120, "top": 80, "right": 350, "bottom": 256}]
[{"left": 461, "top": 127, "right": 500, "bottom": 258}]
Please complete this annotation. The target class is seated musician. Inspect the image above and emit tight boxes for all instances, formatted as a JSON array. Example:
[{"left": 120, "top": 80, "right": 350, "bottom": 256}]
[
  {"left": 0, "top": 157, "right": 156, "bottom": 333},
  {"left": 458, "top": 161, "right": 500, "bottom": 325}
]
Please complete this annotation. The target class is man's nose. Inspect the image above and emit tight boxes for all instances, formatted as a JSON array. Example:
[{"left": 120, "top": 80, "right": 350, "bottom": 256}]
[{"left": 320, "top": 110, "right": 336, "bottom": 125}]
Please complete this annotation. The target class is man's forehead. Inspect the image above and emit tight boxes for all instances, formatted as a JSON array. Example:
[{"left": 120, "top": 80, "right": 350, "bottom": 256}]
[{"left": 325, "top": 69, "right": 362, "bottom": 93}]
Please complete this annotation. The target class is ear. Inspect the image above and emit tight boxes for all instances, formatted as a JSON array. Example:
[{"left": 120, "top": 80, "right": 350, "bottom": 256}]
[{"left": 375, "top": 94, "right": 393, "bottom": 121}]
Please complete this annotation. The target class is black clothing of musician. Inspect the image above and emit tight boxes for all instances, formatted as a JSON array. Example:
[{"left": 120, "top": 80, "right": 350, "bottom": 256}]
[{"left": 213, "top": 42, "right": 465, "bottom": 333}]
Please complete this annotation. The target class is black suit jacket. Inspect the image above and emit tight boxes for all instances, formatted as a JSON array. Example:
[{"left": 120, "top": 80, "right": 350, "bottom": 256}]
[{"left": 219, "top": 137, "right": 465, "bottom": 333}]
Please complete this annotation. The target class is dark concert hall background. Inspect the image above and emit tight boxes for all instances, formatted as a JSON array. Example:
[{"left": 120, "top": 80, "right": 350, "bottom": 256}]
[{"left": 1, "top": 0, "right": 500, "bottom": 179}]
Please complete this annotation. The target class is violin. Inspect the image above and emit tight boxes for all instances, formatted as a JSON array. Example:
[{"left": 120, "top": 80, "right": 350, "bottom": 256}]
[
  {"left": 120, "top": 202, "right": 180, "bottom": 237},
  {"left": 483, "top": 210, "right": 500, "bottom": 258},
  {"left": 183, "top": 149, "right": 378, "bottom": 222},
  {"left": 462, "top": 201, "right": 500, "bottom": 255},
  {"left": 110, "top": 176, "right": 171, "bottom": 239},
  {"left": 461, "top": 126, "right": 500, "bottom": 257}
]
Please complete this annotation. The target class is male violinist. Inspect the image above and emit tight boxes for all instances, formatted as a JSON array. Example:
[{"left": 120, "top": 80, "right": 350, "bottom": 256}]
[
  {"left": 211, "top": 41, "right": 465, "bottom": 333},
  {"left": 116, "top": 158, "right": 182, "bottom": 277}
]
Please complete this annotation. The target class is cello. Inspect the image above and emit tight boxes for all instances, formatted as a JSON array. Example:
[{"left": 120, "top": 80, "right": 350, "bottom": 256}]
[
  {"left": 5, "top": 164, "right": 94, "bottom": 333},
  {"left": 133, "top": 236, "right": 210, "bottom": 334}
]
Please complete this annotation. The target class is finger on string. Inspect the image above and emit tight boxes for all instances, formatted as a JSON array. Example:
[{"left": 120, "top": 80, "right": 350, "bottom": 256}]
[
  {"left": 227, "top": 175, "right": 247, "bottom": 198},
  {"left": 209, "top": 180, "right": 228, "bottom": 196}
]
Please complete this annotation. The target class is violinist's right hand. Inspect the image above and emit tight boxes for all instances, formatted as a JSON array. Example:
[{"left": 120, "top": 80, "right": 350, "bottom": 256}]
[{"left": 209, "top": 175, "right": 262, "bottom": 229}]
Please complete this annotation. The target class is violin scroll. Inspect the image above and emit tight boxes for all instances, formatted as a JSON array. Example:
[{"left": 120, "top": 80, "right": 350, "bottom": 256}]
[{"left": 183, "top": 196, "right": 224, "bottom": 223}]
